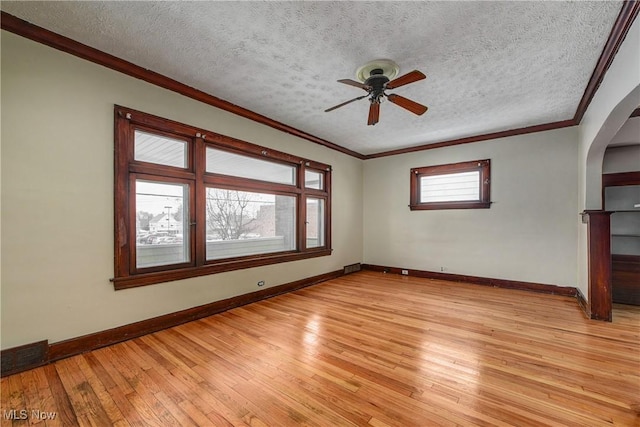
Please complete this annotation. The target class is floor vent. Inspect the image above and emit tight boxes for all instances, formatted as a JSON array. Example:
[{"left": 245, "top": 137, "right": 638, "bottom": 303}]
[
  {"left": 1, "top": 340, "right": 48, "bottom": 377},
  {"left": 344, "top": 263, "right": 362, "bottom": 274}
]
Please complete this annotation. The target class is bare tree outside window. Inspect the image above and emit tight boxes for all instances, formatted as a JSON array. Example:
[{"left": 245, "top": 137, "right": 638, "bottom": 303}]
[{"left": 206, "top": 189, "right": 258, "bottom": 240}]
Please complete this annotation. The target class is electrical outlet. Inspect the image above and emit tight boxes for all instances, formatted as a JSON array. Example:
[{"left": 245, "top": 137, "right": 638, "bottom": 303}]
[
  {"left": 441, "top": 267, "right": 445, "bottom": 272},
  {"left": 401, "top": 269, "right": 409, "bottom": 275},
  {"left": 257, "top": 280, "right": 265, "bottom": 287}
]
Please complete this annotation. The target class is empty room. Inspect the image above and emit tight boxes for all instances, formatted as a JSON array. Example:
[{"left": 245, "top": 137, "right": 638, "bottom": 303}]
[{"left": 1, "top": 1, "right": 639, "bottom": 426}]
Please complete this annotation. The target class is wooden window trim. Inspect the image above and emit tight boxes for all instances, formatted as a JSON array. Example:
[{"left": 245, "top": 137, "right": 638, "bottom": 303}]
[
  {"left": 409, "top": 159, "right": 491, "bottom": 210},
  {"left": 113, "top": 106, "right": 332, "bottom": 290}
]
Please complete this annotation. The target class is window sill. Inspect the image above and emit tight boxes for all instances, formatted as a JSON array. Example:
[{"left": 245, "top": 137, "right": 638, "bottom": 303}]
[
  {"left": 111, "top": 249, "right": 332, "bottom": 290},
  {"left": 409, "top": 201, "right": 491, "bottom": 210}
]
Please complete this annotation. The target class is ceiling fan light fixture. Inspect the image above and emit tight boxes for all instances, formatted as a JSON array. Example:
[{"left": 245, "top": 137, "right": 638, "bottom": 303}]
[
  {"left": 355, "top": 59, "right": 400, "bottom": 83},
  {"left": 326, "top": 61, "right": 427, "bottom": 125}
]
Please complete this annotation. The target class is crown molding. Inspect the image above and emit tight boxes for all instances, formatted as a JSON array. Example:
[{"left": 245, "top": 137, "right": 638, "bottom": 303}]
[
  {"left": 364, "top": 120, "right": 575, "bottom": 159},
  {"left": 0, "top": 11, "right": 365, "bottom": 160},
  {"left": 573, "top": 1, "right": 640, "bottom": 124}
]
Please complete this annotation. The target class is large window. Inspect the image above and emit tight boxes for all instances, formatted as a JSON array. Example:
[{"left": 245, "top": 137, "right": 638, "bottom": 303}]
[
  {"left": 409, "top": 159, "right": 491, "bottom": 210},
  {"left": 114, "top": 106, "right": 331, "bottom": 289}
]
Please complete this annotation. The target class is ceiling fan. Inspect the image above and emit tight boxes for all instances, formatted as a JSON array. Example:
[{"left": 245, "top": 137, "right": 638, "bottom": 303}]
[{"left": 325, "top": 59, "right": 428, "bottom": 126}]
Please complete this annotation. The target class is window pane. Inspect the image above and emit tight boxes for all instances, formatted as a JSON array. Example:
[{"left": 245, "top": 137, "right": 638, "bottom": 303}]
[
  {"left": 206, "top": 188, "right": 296, "bottom": 260},
  {"left": 305, "top": 170, "right": 324, "bottom": 189},
  {"left": 136, "top": 180, "right": 190, "bottom": 268},
  {"left": 134, "top": 130, "right": 187, "bottom": 168},
  {"left": 306, "top": 198, "right": 325, "bottom": 248},
  {"left": 420, "top": 171, "right": 480, "bottom": 203},
  {"left": 206, "top": 148, "right": 296, "bottom": 185}
]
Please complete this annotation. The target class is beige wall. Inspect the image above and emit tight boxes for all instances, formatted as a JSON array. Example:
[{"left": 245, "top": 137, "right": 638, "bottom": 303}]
[
  {"left": 363, "top": 127, "right": 580, "bottom": 288},
  {"left": 0, "top": 32, "right": 363, "bottom": 349}
]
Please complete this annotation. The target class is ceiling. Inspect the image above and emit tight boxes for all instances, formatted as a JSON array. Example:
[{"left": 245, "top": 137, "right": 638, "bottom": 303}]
[{"left": 0, "top": 1, "right": 625, "bottom": 156}]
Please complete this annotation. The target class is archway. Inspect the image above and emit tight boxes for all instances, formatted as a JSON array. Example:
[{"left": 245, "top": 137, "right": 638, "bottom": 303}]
[
  {"left": 583, "top": 85, "right": 639, "bottom": 320},
  {"left": 585, "top": 85, "right": 640, "bottom": 209}
]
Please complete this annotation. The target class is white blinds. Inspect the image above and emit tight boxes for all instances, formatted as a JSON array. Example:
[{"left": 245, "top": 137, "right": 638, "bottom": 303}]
[{"left": 420, "top": 171, "right": 480, "bottom": 203}]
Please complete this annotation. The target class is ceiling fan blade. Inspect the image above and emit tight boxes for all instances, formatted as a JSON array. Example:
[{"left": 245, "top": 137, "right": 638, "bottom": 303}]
[
  {"left": 387, "top": 94, "right": 428, "bottom": 115},
  {"left": 324, "top": 95, "right": 368, "bottom": 112},
  {"left": 338, "top": 79, "right": 371, "bottom": 90},
  {"left": 367, "top": 102, "right": 380, "bottom": 126},
  {"left": 386, "top": 70, "right": 426, "bottom": 89}
]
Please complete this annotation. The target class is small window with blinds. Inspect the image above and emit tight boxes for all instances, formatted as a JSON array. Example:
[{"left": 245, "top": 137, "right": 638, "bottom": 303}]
[{"left": 410, "top": 159, "right": 491, "bottom": 210}]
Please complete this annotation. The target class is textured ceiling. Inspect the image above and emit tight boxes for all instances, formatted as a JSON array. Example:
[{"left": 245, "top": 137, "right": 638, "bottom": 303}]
[{"left": 1, "top": 1, "right": 623, "bottom": 155}]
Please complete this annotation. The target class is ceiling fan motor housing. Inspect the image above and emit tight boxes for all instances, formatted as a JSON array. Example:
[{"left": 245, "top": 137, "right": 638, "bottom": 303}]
[{"left": 365, "top": 69, "right": 389, "bottom": 103}]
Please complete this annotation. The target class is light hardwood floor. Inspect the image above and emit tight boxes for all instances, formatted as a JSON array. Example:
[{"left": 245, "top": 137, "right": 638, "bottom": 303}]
[{"left": 2, "top": 271, "right": 639, "bottom": 426}]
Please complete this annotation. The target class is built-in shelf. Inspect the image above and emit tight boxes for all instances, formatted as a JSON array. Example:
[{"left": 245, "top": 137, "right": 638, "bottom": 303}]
[
  {"left": 603, "top": 173, "right": 640, "bottom": 305},
  {"left": 605, "top": 185, "right": 640, "bottom": 211}
]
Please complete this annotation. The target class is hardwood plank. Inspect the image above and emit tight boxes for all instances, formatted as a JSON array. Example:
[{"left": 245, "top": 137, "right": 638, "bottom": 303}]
[
  {"left": 30, "top": 369, "right": 61, "bottom": 427},
  {"left": 248, "top": 367, "right": 357, "bottom": 426},
  {"left": 129, "top": 338, "right": 251, "bottom": 427},
  {"left": 4, "top": 374, "right": 28, "bottom": 426},
  {"left": 89, "top": 348, "right": 135, "bottom": 395},
  {"left": 53, "top": 358, "right": 114, "bottom": 426},
  {"left": 17, "top": 370, "right": 46, "bottom": 426},
  {"left": 98, "top": 346, "right": 183, "bottom": 426},
  {"left": 1, "top": 271, "right": 639, "bottom": 425},
  {"left": 86, "top": 350, "right": 160, "bottom": 427},
  {"left": 41, "top": 365, "right": 78, "bottom": 426},
  {"left": 72, "top": 356, "right": 128, "bottom": 426},
  {"left": 18, "top": 369, "right": 62, "bottom": 427}
]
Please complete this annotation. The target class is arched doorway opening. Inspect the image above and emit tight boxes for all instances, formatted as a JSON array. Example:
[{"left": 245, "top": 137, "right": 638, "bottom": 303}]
[{"left": 583, "top": 85, "right": 639, "bottom": 320}]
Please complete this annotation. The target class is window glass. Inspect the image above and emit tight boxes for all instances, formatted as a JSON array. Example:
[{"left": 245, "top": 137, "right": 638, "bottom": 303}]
[
  {"left": 305, "top": 170, "right": 324, "bottom": 190},
  {"left": 205, "top": 188, "right": 296, "bottom": 260},
  {"left": 206, "top": 148, "right": 296, "bottom": 185},
  {"left": 135, "top": 180, "right": 190, "bottom": 268},
  {"left": 135, "top": 130, "right": 187, "bottom": 168},
  {"left": 420, "top": 171, "right": 480, "bottom": 203},
  {"left": 306, "top": 198, "right": 325, "bottom": 248}
]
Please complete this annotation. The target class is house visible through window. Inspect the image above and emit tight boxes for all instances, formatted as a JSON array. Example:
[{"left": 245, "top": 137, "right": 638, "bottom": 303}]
[
  {"left": 114, "top": 106, "right": 331, "bottom": 289},
  {"left": 410, "top": 159, "right": 491, "bottom": 210}
]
